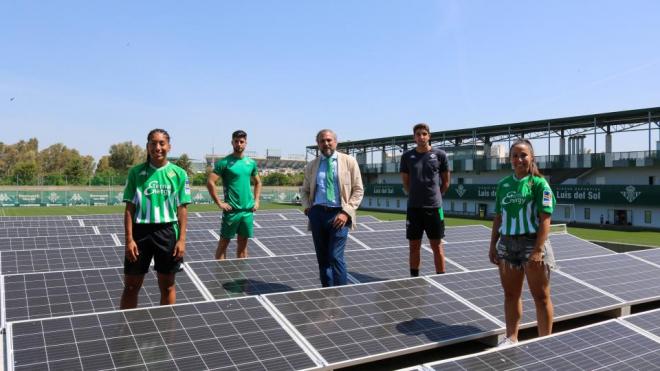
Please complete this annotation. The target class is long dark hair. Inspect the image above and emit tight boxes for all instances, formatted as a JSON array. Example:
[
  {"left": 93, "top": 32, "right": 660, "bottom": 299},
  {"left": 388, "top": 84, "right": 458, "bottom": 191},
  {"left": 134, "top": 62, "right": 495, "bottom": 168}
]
[
  {"left": 144, "top": 128, "right": 170, "bottom": 170},
  {"left": 510, "top": 138, "right": 543, "bottom": 177}
]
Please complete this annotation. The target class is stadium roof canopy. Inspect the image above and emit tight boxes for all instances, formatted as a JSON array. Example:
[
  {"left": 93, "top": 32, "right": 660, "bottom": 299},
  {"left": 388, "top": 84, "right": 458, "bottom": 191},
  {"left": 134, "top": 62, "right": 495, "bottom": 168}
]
[{"left": 306, "top": 106, "right": 660, "bottom": 156}]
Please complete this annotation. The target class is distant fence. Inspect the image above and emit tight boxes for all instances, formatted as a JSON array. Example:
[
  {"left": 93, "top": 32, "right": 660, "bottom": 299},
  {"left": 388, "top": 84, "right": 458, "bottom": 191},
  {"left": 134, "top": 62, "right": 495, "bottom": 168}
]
[{"left": 0, "top": 187, "right": 300, "bottom": 207}]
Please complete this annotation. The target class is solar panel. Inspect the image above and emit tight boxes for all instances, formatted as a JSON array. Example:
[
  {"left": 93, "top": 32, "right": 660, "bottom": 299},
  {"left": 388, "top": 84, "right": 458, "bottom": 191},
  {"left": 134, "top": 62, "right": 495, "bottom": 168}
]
[
  {"left": 558, "top": 253, "right": 660, "bottom": 304},
  {"left": 278, "top": 214, "right": 308, "bottom": 221},
  {"left": 69, "top": 214, "right": 121, "bottom": 219},
  {"left": 1, "top": 247, "right": 125, "bottom": 275},
  {"left": 628, "top": 248, "right": 660, "bottom": 267},
  {"left": 187, "top": 254, "right": 321, "bottom": 300},
  {"left": 622, "top": 308, "right": 660, "bottom": 338},
  {"left": 7, "top": 297, "right": 320, "bottom": 370},
  {"left": 184, "top": 240, "right": 271, "bottom": 262},
  {"left": 253, "top": 219, "right": 312, "bottom": 228},
  {"left": 441, "top": 240, "right": 493, "bottom": 271},
  {"left": 185, "top": 229, "right": 218, "bottom": 242},
  {"left": 0, "top": 234, "right": 119, "bottom": 251},
  {"left": 0, "top": 215, "right": 71, "bottom": 221},
  {"left": 264, "top": 277, "right": 502, "bottom": 368},
  {"left": 355, "top": 215, "right": 381, "bottom": 223},
  {"left": 251, "top": 226, "right": 306, "bottom": 238},
  {"left": 351, "top": 230, "right": 410, "bottom": 249},
  {"left": 0, "top": 226, "right": 97, "bottom": 238},
  {"left": 197, "top": 209, "right": 303, "bottom": 217},
  {"left": 426, "top": 320, "right": 660, "bottom": 370},
  {"left": 346, "top": 247, "right": 463, "bottom": 283},
  {"left": 256, "top": 234, "right": 367, "bottom": 256},
  {"left": 430, "top": 268, "right": 623, "bottom": 329},
  {"left": 359, "top": 221, "right": 406, "bottom": 232},
  {"left": 548, "top": 233, "right": 615, "bottom": 260},
  {"left": 2, "top": 267, "right": 206, "bottom": 326},
  {"left": 0, "top": 220, "right": 84, "bottom": 229},
  {"left": 442, "top": 225, "right": 492, "bottom": 243}
]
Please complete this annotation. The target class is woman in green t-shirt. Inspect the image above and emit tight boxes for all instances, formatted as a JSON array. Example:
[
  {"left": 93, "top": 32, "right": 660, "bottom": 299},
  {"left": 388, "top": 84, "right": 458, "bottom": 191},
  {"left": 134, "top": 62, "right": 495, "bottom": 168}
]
[
  {"left": 489, "top": 139, "right": 556, "bottom": 346},
  {"left": 120, "top": 128, "right": 192, "bottom": 309}
]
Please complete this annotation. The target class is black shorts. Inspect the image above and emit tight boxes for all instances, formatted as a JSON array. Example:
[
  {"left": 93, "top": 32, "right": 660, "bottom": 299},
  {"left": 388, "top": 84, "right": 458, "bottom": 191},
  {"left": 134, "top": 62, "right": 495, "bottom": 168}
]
[
  {"left": 124, "top": 223, "right": 182, "bottom": 275},
  {"left": 406, "top": 207, "right": 445, "bottom": 240}
]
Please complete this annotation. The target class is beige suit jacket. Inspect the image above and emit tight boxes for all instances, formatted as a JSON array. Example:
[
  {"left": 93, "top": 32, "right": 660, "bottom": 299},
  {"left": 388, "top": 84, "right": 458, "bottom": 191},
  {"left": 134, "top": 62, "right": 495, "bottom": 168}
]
[{"left": 301, "top": 152, "right": 364, "bottom": 230}]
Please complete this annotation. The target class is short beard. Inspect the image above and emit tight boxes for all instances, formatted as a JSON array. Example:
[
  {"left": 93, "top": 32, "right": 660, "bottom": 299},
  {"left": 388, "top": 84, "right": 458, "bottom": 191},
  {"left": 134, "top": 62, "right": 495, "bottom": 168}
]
[{"left": 321, "top": 148, "right": 335, "bottom": 157}]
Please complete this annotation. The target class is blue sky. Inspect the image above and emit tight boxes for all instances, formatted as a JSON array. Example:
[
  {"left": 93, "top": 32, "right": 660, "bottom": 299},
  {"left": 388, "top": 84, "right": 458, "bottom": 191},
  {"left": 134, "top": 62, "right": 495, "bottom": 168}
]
[{"left": 2, "top": 0, "right": 660, "bottom": 162}]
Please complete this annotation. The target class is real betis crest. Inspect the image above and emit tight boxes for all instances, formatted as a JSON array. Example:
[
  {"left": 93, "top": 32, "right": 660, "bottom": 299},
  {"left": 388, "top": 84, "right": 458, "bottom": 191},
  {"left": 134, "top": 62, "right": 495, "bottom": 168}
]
[
  {"left": 621, "top": 185, "right": 641, "bottom": 203},
  {"left": 455, "top": 184, "right": 466, "bottom": 198}
]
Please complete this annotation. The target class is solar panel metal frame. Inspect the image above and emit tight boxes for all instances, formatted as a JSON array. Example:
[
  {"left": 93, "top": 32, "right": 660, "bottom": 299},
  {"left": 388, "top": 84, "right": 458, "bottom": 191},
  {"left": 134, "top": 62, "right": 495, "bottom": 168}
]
[
  {"left": 5, "top": 296, "right": 323, "bottom": 371},
  {"left": 262, "top": 276, "right": 503, "bottom": 369},
  {"left": 429, "top": 268, "right": 625, "bottom": 330},
  {"left": 621, "top": 308, "right": 660, "bottom": 341},
  {"left": 1, "top": 265, "right": 208, "bottom": 328},
  {"left": 557, "top": 253, "right": 660, "bottom": 305},
  {"left": 628, "top": 248, "right": 660, "bottom": 268},
  {"left": 424, "top": 319, "right": 660, "bottom": 371}
]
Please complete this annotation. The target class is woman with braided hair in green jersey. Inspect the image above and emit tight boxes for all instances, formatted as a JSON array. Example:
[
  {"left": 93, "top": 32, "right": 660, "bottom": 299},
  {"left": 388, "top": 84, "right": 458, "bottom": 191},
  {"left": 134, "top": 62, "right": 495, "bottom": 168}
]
[
  {"left": 120, "top": 128, "right": 192, "bottom": 309},
  {"left": 489, "top": 139, "right": 556, "bottom": 346}
]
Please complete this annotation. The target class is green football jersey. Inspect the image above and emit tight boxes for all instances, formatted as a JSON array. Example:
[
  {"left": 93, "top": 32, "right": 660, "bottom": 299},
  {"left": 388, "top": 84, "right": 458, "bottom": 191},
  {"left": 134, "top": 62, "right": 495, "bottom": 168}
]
[
  {"left": 494, "top": 174, "right": 555, "bottom": 235},
  {"left": 123, "top": 162, "right": 192, "bottom": 224},
  {"left": 213, "top": 154, "right": 258, "bottom": 210}
]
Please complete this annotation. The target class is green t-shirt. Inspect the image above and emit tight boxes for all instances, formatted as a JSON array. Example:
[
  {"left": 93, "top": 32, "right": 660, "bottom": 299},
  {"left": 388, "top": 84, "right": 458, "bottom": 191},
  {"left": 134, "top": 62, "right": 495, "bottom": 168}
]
[
  {"left": 123, "top": 162, "right": 192, "bottom": 224},
  {"left": 213, "top": 154, "right": 258, "bottom": 210},
  {"left": 494, "top": 174, "right": 555, "bottom": 235}
]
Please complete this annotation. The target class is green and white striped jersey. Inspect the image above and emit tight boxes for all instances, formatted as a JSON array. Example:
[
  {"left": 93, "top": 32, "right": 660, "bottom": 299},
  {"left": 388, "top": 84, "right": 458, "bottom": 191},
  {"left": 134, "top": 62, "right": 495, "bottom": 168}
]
[
  {"left": 494, "top": 174, "right": 555, "bottom": 235},
  {"left": 123, "top": 162, "right": 192, "bottom": 224}
]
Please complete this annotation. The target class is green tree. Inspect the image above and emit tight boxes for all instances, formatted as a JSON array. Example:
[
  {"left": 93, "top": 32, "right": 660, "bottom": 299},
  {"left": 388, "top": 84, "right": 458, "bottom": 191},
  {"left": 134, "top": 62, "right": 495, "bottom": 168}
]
[
  {"left": 262, "top": 172, "right": 290, "bottom": 186},
  {"left": 63, "top": 156, "right": 94, "bottom": 185},
  {"left": 13, "top": 160, "right": 38, "bottom": 185},
  {"left": 174, "top": 153, "right": 193, "bottom": 177},
  {"left": 109, "top": 141, "right": 145, "bottom": 174}
]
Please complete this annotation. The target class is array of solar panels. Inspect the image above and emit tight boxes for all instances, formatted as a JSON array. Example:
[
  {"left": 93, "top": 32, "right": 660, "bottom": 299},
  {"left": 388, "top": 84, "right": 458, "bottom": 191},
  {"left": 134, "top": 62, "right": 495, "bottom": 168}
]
[{"left": 2, "top": 210, "right": 660, "bottom": 370}]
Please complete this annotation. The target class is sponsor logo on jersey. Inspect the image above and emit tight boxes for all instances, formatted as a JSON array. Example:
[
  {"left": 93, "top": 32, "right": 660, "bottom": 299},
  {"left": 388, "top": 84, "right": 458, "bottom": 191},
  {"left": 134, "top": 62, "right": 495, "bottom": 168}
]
[
  {"left": 502, "top": 191, "right": 527, "bottom": 206},
  {"left": 185, "top": 178, "right": 191, "bottom": 195},
  {"left": 430, "top": 153, "right": 436, "bottom": 159},
  {"left": 542, "top": 189, "right": 552, "bottom": 207},
  {"left": 144, "top": 181, "right": 172, "bottom": 196}
]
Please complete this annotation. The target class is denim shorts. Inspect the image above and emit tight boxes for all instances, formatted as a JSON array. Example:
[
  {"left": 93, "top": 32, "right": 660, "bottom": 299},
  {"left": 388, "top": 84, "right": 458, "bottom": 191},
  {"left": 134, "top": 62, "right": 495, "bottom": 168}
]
[{"left": 496, "top": 234, "right": 556, "bottom": 271}]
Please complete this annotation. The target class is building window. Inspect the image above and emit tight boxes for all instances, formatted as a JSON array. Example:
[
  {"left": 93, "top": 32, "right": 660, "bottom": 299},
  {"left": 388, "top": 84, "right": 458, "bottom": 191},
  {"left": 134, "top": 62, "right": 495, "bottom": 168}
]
[
  {"left": 450, "top": 201, "right": 454, "bottom": 211},
  {"left": 396, "top": 199, "right": 400, "bottom": 208},
  {"left": 368, "top": 198, "right": 372, "bottom": 206},
  {"left": 385, "top": 199, "right": 390, "bottom": 207},
  {"left": 462, "top": 202, "right": 467, "bottom": 212},
  {"left": 377, "top": 198, "right": 381, "bottom": 206},
  {"left": 645, "top": 210, "right": 652, "bottom": 224},
  {"left": 564, "top": 206, "right": 571, "bottom": 219},
  {"left": 584, "top": 208, "right": 590, "bottom": 220}
]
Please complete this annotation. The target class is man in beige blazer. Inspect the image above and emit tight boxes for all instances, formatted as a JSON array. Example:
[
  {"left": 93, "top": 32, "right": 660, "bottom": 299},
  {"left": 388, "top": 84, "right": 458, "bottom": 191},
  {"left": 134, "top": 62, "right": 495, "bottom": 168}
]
[{"left": 301, "top": 129, "right": 363, "bottom": 287}]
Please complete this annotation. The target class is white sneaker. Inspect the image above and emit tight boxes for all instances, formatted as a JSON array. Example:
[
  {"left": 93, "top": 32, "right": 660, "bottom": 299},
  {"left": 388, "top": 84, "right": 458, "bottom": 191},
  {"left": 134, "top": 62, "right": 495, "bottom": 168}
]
[{"left": 497, "top": 337, "right": 518, "bottom": 348}]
